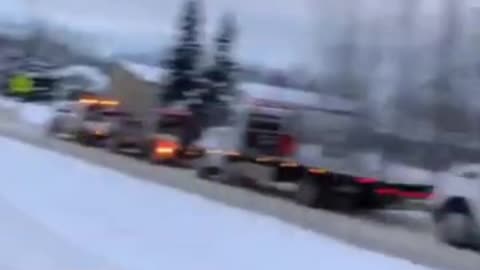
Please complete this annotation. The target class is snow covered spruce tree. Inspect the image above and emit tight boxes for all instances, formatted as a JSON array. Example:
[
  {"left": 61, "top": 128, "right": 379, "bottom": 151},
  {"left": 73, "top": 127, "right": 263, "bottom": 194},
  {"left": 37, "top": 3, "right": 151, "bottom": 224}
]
[
  {"left": 202, "top": 13, "right": 238, "bottom": 105},
  {"left": 162, "top": 0, "right": 204, "bottom": 104}
]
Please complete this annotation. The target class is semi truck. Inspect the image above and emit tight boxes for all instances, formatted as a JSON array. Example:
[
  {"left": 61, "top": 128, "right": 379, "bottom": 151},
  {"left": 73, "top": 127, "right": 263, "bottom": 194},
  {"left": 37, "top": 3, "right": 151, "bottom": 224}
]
[
  {"left": 106, "top": 65, "right": 203, "bottom": 164},
  {"left": 106, "top": 103, "right": 204, "bottom": 164},
  {"left": 47, "top": 96, "right": 126, "bottom": 145},
  {"left": 194, "top": 83, "right": 434, "bottom": 211}
]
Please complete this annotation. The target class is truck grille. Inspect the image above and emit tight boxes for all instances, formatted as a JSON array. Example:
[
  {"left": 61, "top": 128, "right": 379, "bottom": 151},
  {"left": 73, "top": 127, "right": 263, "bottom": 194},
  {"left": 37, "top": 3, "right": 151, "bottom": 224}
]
[{"left": 245, "top": 113, "right": 283, "bottom": 156}]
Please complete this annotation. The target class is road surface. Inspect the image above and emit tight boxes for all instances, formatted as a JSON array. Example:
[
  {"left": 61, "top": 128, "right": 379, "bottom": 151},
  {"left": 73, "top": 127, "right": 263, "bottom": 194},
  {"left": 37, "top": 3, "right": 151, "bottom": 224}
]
[{"left": 0, "top": 102, "right": 478, "bottom": 270}]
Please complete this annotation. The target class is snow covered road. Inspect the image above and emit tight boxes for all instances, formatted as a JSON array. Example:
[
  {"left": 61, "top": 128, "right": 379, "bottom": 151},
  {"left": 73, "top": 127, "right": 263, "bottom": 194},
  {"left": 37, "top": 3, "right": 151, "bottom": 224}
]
[
  {"left": 0, "top": 197, "right": 120, "bottom": 270},
  {"left": 0, "top": 137, "right": 436, "bottom": 270},
  {"left": 0, "top": 100, "right": 479, "bottom": 270}
]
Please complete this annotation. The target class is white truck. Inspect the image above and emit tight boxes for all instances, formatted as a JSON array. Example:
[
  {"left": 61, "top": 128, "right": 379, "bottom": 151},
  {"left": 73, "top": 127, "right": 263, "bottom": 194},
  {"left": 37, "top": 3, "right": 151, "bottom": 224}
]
[
  {"left": 432, "top": 163, "right": 480, "bottom": 248},
  {"left": 194, "top": 83, "right": 318, "bottom": 183},
  {"left": 195, "top": 83, "right": 434, "bottom": 211}
]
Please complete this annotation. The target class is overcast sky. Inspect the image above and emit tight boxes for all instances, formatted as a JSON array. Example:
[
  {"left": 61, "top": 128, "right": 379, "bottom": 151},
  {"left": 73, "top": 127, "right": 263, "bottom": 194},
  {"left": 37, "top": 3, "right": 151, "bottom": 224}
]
[
  {"left": 1, "top": 0, "right": 313, "bottom": 68},
  {"left": 3, "top": 0, "right": 478, "bottom": 68}
]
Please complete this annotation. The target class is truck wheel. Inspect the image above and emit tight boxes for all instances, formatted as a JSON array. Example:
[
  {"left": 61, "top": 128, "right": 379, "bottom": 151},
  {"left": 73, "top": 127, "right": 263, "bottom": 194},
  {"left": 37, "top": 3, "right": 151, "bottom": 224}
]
[
  {"left": 46, "top": 120, "right": 59, "bottom": 137},
  {"left": 331, "top": 192, "right": 359, "bottom": 213},
  {"left": 196, "top": 166, "right": 210, "bottom": 180},
  {"left": 296, "top": 176, "right": 322, "bottom": 208},
  {"left": 148, "top": 147, "right": 159, "bottom": 164},
  {"left": 107, "top": 137, "right": 119, "bottom": 153},
  {"left": 219, "top": 162, "right": 247, "bottom": 186},
  {"left": 435, "top": 202, "right": 475, "bottom": 247},
  {"left": 77, "top": 131, "right": 92, "bottom": 146}
]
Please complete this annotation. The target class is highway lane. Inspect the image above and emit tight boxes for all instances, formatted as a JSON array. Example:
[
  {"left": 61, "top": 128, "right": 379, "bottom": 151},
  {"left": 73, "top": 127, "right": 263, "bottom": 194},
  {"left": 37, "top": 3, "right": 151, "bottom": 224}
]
[{"left": 0, "top": 107, "right": 479, "bottom": 270}]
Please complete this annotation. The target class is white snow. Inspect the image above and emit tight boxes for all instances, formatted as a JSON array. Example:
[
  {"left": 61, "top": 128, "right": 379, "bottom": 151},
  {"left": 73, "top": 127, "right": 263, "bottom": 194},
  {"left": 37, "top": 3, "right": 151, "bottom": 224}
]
[
  {"left": 0, "top": 197, "right": 119, "bottom": 270},
  {"left": 0, "top": 136, "right": 435, "bottom": 270},
  {"left": 49, "top": 65, "right": 110, "bottom": 91},
  {"left": 0, "top": 97, "right": 19, "bottom": 110},
  {"left": 18, "top": 103, "right": 54, "bottom": 126},
  {"left": 119, "top": 61, "right": 167, "bottom": 84},
  {"left": 0, "top": 97, "right": 54, "bottom": 126},
  {"left": 238, "top": 82, "right": 319, "bottom": 107},
  {"left": 237, "top": 82, "right": 358, "bottom": 112}
]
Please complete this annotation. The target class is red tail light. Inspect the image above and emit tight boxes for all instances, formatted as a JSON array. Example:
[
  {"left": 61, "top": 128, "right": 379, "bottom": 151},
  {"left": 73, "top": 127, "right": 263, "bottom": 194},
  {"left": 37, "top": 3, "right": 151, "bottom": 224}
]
[
  {"left": 154, "top": 140, "right": 178, "bottom": 156},
  {"left": 279, "top": 134, "right": 297, "bottom": 156},
  {"left": 356, "top": 177, "right": 377, "bottom": 184},
  {"left": 374, "top": 188, "right": 433, "bottom": 200}
]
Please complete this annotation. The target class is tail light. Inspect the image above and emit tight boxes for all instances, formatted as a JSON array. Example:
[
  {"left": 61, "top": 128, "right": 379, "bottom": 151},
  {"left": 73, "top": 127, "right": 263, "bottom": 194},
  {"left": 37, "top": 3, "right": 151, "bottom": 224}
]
[
  {"left": 355, "top": 177, "right": 377, "bottom": 184},
  {"left": 155, "top": 140, "right": 178, "bottom": 156},
  {"left": 279, "top": 134, "right": 297, "bottom": 156},
  {"left": 374, "top": 188, "right": 433, "bottom": 200}
]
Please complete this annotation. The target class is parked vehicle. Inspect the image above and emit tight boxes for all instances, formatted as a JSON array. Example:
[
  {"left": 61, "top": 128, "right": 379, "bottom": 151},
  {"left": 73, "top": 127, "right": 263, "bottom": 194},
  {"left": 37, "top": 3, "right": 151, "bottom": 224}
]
[{"left": 432, "top": 163, "right": 480, "bottom": 248}]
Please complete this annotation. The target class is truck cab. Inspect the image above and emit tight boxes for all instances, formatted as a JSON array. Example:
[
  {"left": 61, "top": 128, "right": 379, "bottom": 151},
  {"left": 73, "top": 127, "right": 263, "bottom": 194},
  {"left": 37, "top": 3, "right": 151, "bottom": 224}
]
[
  {"left": 108, "top": 104, "right": 203, "bottom": 163},
  {"left": 146, "top": 106, "right": 204, "bottom": 163},
  {"left": 194, "top": 85, "right": 314, "bottom": 183},
  {"left": 48, "top": 97, "right": 122, "bottom": 145}
]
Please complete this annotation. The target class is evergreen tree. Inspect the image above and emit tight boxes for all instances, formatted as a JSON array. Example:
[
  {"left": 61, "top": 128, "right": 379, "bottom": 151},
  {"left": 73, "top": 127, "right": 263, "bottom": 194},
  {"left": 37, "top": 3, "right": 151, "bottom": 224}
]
[
  {"left": 203, "top": 13, "right": 237, "bottom": 105},
  {"left": 162, "top": 0, "right": 204, "bottom": 104}
]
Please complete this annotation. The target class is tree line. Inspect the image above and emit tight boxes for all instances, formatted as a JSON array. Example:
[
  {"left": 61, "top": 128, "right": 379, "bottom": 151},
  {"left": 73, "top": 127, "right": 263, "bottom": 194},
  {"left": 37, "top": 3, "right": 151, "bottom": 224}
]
[{"left": 161, "top": 0, "right": 238, "bottom": 112}]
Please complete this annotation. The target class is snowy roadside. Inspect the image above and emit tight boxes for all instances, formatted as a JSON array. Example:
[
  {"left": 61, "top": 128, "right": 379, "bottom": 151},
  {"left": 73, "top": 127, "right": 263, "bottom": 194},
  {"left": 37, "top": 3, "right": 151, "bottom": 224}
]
[
  {"left": 0, "top": 196, "right": 121, "bottom": 270},
  {"left": 0, "top": 96, "right": 478, "bottom": 270},
  {"left": 0, "top": 136, "right": 435, "bottom": 270},
  {"left": 0, "top": 96, "right": 54, "bottom": 127}
]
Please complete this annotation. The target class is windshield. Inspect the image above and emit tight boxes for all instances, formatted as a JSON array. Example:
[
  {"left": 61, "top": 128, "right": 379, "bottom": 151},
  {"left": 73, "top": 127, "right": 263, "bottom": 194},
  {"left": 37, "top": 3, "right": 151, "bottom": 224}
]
[
  {"left": 102, "top": 110, "right": 128, "bottom": 118},
  {"left": 84, "top": 106, "right": 124, "bottom": 121},
  {"left": 155, "top": 114, "right": 186, "bottom": 134}
]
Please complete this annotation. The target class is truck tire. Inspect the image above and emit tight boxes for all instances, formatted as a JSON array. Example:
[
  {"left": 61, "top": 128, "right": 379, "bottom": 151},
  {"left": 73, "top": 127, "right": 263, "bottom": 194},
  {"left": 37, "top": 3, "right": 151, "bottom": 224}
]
[
  {"left": 296, "top": 176, "right": 322, "bottom": 208},
  {"left": 76, "top": 130, "right": 92, "bottom": 146},
  {"left": 46, "top": 119, "right": 59, "bottom": 137},
  {"left": 106, "top": 137, "right": 120, "bottom": 153},
  {"left": 148, "top": 146, "right": 159, "bottom": 164},
  {"left": 196, "top": 166, "right": 210, "bottom": 180},
  {"left": 218, "top": 162, "right": 247, "bottom": 186},
  {"left": 434, "top": 199, "right": 476, "bottom": 248}
]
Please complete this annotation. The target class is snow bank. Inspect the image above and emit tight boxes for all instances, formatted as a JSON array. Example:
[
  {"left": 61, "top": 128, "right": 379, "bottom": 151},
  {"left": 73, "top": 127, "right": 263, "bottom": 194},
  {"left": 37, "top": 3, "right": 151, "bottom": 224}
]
[
  {"left": 18, "top": 103, "right": 53, "bottom": 126},
  {"left": 0, "top": 97, "right": 53, "bottom": 126},
  {"left": 0, "top": 137, "right": 435, "bottom": 270},
  {"left": 119, "top": 61, "right": 167, "bottom": 84},
  {"left": 0, "top": 97, "right": 19, "bottom": 110}
]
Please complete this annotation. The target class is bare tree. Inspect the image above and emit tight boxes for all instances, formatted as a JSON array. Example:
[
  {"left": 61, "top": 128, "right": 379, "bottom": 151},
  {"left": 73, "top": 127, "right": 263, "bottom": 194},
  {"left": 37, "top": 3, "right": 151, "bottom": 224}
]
[
  {"left": 432, "top": 0, "right": 467, "bottom": 141},
  {"left": 316, "top": 0, "right": 363, "bottom": 99},
  {"left": 391, "top": 0, "right": 420, "bottom": 137}
]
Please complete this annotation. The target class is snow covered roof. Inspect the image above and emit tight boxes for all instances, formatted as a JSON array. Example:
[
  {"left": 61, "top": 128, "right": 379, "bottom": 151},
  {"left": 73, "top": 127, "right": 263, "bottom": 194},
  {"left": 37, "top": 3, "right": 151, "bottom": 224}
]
[
  {"left": 237, "top": 82, "right": 357, "bottom": 112},
  {"left": 118, "top": 61, "right": 167, "bottom": 84},
  {"left": 49, "top": 65, "right": 110, "bottom": 91}
]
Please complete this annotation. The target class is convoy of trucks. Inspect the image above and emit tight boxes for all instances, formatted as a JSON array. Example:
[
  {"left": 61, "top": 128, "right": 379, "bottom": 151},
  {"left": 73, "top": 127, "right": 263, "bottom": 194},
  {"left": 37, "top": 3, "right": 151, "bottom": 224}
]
[{"left": 45, "top": 78, "right": 480, "bottom": 249}]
